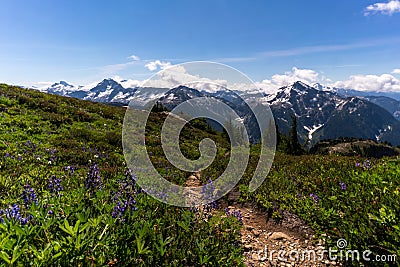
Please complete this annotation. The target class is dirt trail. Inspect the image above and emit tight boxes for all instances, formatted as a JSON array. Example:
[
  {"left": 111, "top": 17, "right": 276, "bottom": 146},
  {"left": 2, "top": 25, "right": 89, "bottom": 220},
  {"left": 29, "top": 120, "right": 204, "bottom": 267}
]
[{"left": 185, "top": 175, "right": 339, "bottom": 266}]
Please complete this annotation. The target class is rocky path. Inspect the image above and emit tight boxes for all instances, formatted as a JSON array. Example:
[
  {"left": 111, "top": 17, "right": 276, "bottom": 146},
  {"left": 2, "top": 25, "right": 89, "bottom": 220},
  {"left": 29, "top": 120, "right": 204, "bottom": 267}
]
[
  {"left": 224, "top": 202, "right": 339, "bottom": 267},
  {"left": 185, "top": 174, "right": 339, "bottom": 266}
]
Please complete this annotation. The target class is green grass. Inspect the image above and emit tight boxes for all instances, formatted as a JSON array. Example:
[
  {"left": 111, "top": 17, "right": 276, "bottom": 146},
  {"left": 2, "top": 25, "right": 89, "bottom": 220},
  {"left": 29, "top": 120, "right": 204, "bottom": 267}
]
[
  {"left": 0, "top": 83, "right": 399, "bottom": 266},
  {"left": 0, "top": 84, "right": 243, "bottom": 266},
  {"left": 239, "top": 152, "right": 400, "bottom": 265}
]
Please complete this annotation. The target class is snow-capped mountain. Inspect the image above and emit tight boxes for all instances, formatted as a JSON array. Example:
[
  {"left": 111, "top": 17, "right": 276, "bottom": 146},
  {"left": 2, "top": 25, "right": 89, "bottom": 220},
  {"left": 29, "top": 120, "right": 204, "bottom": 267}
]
[
  {"left": 39, "top": 79, "right": 138, "bottom": 104},
  {"left": 270, "top": 82, "right": 400, "bottom": 145},
  {"left": 47, "top": 81, "right": 77, "bottom": 96},
  {"left": 34, "top": 79, "right": 400, "bottom": 145},
  {"left": 313, "top": 83, "right": 400, "bottom": 121},
  {"left": 362, "top": 96, "right": 400, "bottom": 121}
]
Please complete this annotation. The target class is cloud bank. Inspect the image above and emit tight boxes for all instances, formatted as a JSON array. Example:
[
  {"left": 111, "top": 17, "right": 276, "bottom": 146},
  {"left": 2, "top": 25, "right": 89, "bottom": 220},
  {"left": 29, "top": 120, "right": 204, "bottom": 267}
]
[
  {"left": 364, "top": 0, "right": 400, "bottom": 15},
  {"left": 145, "top": 60, "right": 172, "bottom": 71}
]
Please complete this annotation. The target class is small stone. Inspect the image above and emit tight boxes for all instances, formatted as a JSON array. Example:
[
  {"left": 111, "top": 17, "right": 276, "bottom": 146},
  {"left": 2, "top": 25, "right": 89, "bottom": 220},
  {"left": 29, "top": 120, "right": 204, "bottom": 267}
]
[
  {"left": 246, "top": 225, "right": 254, "bottom": 231},
  {"left": 252, "top": 229, "right": 260, "bottom": 237},
  {"left": 270, "top": 232, "right": 291, "bottom": 241}
]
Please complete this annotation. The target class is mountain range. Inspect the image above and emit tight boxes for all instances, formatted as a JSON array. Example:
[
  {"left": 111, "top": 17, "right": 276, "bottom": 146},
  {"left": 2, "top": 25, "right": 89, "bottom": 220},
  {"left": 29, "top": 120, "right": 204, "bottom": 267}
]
[{"left": 30, "top": 79, "right": 400, "bottom": 146}]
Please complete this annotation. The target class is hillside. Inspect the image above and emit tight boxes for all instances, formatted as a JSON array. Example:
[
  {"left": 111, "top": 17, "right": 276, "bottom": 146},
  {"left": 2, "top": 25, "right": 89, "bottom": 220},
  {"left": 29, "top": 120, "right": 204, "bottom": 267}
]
[
  {"left": 0, "top": 84, "right": 399, "bottom": 266},
  {"left": 35, "top": 80, "right": 400, "bottom": 146},
  {"left": 0, "top": 84, "right": 243, "bottom": 266},
  {"left": 310, "top": 138, "right": 400, "bottom": 158}
]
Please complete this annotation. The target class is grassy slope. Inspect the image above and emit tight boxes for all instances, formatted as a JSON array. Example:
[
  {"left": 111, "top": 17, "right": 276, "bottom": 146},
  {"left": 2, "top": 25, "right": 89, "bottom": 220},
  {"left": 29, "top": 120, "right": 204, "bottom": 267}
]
[
  {"left": 0, "top": 84, "right": 399, "bottom": 266},
  {"left": 0, "top": 84, "right": 242, "bottom": 266}
]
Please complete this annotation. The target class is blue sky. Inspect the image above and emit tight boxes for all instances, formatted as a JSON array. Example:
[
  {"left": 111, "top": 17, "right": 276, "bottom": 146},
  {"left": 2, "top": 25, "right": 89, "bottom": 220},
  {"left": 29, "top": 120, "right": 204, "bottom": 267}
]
[{"left": 1, "top": 0, "right": 400, "bottom": 92}]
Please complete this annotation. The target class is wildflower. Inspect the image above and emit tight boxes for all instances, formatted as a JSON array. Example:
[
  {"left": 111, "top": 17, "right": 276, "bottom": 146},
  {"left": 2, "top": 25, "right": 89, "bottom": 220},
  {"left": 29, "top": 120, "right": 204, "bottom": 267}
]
[
  {"left": 224, "top": 208, "right": 243, "bottom": 224},
  {"left": 22, "top": 184, "right": 38, "bottom": 207},
  {"left": 49, "top": 175, "right": 63, "bottom": 195},
  {"left": 110, "top": 169, "right": 138, "bottom": 219},
  {"left": 339, "top": 182, "right": 346, "bottom": 191},
  {"left": 0, "top": 204, "right": 33, "bottom": 225},
  {"left": 201, "top": 177, "right": 215, "bottom": 203},
  {"left": 232, "top": 210, "right": 243, "bottom": 224},
  {"left": 190, "top": 206, "right": 200, "bottom": 213},
  {"left": 310, "top": 193, "right": 319, "bottom": 204},
  {"left": 363, "top": 159, "right": 372, "bottom": 170},
  {"left": 1, "top": 204, "right": 21, "bottom": 221},
  {"left": 85, "top": 163, "right": 102, "bottom": 193},
  {"left": 111, "top": 197, "right": 137, "bottom": 219},
  {"left": 63, "top": 165, "right": 75, "bottom": 174}
]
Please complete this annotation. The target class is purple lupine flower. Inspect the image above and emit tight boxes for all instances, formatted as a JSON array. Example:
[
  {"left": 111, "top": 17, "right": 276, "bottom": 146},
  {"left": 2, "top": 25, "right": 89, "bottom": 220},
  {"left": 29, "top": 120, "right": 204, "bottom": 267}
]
[
  {"left": 190, "top": 206, "right": 200, "bottom": 213},
  {"left": 310, "top": 193, "right": 319, "bottom": 204},
  {"left": 63, "top": 165, "right": 75, "bottom": 175},
  {"left": 201, "top": 177, "right": 215, "bottom": 202},
  {"left": 224, "top": 208, "right": 243, "bottom": 224},
  {"left": 224, "top": 207, "right": 230, "bottom": 215},
  {"left": 232, "top": 210, "right": 243, "bottom": 224},
  {"left": 111, "top": 197, "right": 137, "bottom": 219},
  {"left": 363, "top": 159, "right": 372, "bottom": 170},
  {"left": 355, "top": 162, "right": 361, "bottom": 167},
  {"left": 85, "top": 163, "right": 102, "bottom": 193},
  {"left": 339, "top": 182, "right": 346, "bottom": 191},
  {"left": 110, "top": 169, "right": 139, "bottom": 219},
  {"left": 48, "top": 175, "right": 63, "bottom": 195},
  {"left": 22, "top": 184, "right": 38, "bottom": 207},
  {"left": 0, "top": 204, "right": 33, "bottom": 225}
]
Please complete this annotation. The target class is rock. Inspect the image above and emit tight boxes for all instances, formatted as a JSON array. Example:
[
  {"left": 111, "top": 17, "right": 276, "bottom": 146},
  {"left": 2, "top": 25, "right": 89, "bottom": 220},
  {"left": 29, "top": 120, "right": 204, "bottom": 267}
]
[
  {"left": 269, "top": 232, "right": 291, "bottom": 241},
  {"left": 246, "top": 225, "right": 254, "bottom": 231},
  {"left": 252, "top": 229, "right": 260, "bottom": 237},
  {"left": 244, "top": 244, "right": 252, "bottom": 251}
]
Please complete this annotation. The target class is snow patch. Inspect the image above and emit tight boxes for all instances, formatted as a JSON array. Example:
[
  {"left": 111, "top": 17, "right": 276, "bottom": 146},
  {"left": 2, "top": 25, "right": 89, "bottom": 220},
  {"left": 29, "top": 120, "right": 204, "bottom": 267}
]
[{"left": 303, "top": 124, "right": 324, "bottom": 140}]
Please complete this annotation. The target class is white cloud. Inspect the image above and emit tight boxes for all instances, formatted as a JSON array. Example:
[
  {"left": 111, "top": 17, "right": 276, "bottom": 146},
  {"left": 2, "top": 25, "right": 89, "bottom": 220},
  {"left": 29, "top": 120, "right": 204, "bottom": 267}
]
[
  {"left": 112, "top": 75, "right": 142, "bottom": 88},
  {"left": 145, "top": 60, "right": 172, "bottom": 71},
  {"left": 142, "top": 64, "right": 229, "bottom": 90},
  {"left": 234, "top": 67, "right": 326, "bottom": 94},
  {"left": 333, "top": 73, "right": 400, "bottom": 92},
  {"left": 364, "top": 0, "right": 400, "bottom": 15},
  {"left": 25, "top": 81, "right": 53, "bottom": 90},
  {"left": 128, "top": 54, "right": 140, "bottom": 61},
  {"left": 271, "top": 67, "right": 320, "bottom": 87},
  {"left": 391, "top": 68, "right": 400, "bottom": 74}
]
